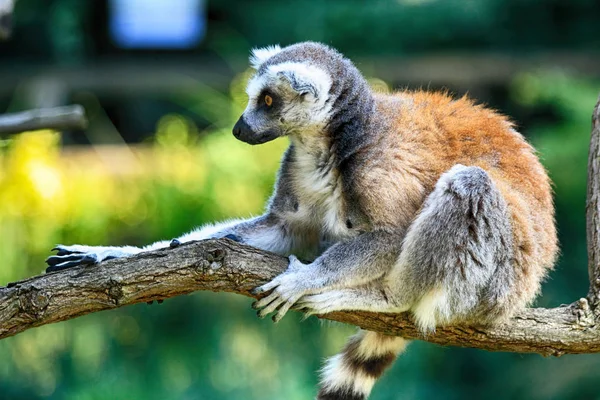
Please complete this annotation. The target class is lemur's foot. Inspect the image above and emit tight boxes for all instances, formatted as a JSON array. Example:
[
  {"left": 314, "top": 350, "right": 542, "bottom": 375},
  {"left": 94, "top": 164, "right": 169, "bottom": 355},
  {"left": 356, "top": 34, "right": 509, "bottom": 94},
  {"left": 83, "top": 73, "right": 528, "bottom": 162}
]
[
  {"left": 296, "top": 291, "right": 349, "bottom": 316},
  {"left": 251, "top": 255, "right": 319, "bottom": 323},
  {"left": 45, "top": 245, "right": 128, "bottom": 273}
]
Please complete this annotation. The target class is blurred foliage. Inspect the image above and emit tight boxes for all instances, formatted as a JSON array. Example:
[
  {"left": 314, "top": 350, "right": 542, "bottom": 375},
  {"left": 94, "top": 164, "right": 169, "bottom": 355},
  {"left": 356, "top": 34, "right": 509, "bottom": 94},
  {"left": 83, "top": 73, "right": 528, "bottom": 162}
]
[
  {"left": 4, "top": 0, "right": 600, "bottom": 62},
  {"left": 0, "top": 69, "right": 599, "bottom": 399},
  {"left": 1, "top": 0, "right": 600, "bottom": 398},
  {"left": 211, "top": 0, "right": 600, "bottom": 55}
]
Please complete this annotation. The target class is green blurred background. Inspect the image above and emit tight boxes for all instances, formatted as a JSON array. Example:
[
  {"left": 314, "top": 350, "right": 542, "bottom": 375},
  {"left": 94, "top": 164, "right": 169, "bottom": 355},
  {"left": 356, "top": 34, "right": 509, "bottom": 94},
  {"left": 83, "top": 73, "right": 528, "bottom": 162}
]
[{"left": 1, "top": 0, "right": 599, "bottom": 399}]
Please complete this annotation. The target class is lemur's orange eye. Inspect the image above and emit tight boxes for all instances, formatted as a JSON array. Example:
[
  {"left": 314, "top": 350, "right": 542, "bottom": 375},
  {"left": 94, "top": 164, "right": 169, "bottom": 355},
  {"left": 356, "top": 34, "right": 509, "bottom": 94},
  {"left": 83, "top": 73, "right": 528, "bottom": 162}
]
[{"left": 265, "top": 95, "right": 273, "bottom": 106}]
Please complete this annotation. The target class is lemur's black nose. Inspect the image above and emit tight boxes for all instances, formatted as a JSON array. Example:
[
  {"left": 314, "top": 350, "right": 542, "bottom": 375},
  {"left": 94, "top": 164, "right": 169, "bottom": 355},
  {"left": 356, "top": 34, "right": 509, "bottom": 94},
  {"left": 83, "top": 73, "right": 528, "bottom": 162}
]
[{"left": 232, "top": 116, "right": 252, "bottom": 140}]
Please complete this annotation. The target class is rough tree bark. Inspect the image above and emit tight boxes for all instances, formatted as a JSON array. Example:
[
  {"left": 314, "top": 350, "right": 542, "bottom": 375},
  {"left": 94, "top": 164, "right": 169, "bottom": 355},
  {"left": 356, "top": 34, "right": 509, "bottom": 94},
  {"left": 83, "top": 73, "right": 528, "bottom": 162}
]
[{"left": 1, "top": 96, "right": 600, "bottom": 357}]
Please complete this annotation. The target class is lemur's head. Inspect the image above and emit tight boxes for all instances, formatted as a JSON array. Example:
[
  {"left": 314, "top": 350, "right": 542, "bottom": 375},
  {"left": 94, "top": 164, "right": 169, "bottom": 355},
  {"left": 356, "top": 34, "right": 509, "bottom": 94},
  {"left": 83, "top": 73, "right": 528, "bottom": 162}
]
[{"left": 233, "top": 42, "right": 367, "bottom": 145}]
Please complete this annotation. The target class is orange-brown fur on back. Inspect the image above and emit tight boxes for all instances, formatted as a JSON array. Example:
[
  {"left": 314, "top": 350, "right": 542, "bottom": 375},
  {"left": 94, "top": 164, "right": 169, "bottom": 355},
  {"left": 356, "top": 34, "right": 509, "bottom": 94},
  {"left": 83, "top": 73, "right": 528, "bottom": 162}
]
[{"left": 356, "top": 90, "right": 557, "bottom": 314}]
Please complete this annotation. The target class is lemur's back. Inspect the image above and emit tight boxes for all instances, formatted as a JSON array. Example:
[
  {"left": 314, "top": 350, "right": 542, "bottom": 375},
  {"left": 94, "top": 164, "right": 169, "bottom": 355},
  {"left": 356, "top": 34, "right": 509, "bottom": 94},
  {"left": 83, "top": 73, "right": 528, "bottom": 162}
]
[{"left": 366, "top": 90, "right": 557, "bottom": 312}]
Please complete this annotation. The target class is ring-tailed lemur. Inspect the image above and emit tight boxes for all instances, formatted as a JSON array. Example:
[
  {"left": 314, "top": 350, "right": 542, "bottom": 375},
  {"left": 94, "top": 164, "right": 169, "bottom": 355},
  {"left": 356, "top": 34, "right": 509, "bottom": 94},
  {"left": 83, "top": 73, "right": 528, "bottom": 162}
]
[{"left": 46, "top": 42, "right": 558, "bottom": 400}]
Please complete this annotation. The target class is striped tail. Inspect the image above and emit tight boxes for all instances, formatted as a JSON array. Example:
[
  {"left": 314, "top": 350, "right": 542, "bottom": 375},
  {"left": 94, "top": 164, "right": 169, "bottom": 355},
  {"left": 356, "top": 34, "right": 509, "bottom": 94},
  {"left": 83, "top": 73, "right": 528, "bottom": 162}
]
[{"left": 317, "top": 330, "right": 408, "bottom": 400}]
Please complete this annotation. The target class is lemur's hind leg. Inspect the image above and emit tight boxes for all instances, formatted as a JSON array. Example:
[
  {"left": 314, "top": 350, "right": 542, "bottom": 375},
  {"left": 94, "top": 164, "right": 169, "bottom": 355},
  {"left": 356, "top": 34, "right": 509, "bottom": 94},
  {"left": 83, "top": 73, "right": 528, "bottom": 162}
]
[
  {"left": 312, "top": 165, "right": 515, "bottom": 400},
  {"left": 299, "top": 165, "right": 515, "bottom": 330},
  {"left": 396, "top": 164, "right": 515, "bottom": 330}
]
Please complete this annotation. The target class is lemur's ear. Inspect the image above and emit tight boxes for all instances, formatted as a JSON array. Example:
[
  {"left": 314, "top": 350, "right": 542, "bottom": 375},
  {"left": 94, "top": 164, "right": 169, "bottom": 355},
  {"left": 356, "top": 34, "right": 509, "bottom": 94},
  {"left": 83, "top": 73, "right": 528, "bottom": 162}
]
[
  {"left": 273, "top": 63, "right": 332, "bottom": 99},
  {"left": 249, "top": 45, "right": 282, "bottom": 69},
  {"left": 276, "top": 70, "right": 319, "bottom": 98}
]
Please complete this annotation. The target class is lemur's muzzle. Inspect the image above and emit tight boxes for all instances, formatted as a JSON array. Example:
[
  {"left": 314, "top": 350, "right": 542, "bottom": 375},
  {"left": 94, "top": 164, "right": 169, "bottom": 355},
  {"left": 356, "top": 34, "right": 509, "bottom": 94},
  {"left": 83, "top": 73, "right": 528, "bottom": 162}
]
[{"left": 232, "top": 116, "right": 279, "bottom": 145}]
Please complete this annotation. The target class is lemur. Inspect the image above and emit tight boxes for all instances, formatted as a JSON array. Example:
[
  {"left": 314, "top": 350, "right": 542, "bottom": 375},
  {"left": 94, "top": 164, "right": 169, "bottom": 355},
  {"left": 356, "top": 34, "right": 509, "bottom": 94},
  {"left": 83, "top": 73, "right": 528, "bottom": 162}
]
[{"left": 46, "top": 42, "right": 557, "bottom": 400}]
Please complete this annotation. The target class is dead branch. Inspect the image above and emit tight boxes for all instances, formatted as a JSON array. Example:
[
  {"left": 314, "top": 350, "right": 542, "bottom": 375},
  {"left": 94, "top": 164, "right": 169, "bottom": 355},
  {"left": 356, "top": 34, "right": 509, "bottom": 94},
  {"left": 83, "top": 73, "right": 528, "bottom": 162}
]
[{"left": 0, "top": 105, "right": 87, "bottom": 134}]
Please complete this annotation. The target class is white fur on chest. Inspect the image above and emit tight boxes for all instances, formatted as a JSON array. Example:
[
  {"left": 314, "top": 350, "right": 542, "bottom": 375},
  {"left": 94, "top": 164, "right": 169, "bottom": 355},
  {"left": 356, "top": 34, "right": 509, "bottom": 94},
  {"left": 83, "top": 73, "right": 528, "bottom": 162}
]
[{"left": 291, "top": 149, "right": 349, "bottom": 239}]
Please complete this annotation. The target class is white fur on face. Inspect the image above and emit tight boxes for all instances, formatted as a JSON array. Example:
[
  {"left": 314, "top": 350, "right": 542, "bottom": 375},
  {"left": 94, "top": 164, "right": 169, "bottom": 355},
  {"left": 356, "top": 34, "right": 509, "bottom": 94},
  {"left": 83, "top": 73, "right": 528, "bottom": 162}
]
[
  {"left": 244, "top": 61, "right": 334, "bottom": 134},
  {"left": 245, "top": 73, "right": 270, "bottom": 100},
  {"left": 249, "top": 45, "right": 282, "bottom": 69}
]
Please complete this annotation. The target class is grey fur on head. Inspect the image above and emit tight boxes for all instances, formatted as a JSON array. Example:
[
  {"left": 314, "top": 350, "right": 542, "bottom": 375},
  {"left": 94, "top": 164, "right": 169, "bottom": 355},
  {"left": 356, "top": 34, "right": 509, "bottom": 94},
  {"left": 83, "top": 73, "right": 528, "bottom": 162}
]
[{"left": 241, "top": 42, "right": 376, "bottom": 160}]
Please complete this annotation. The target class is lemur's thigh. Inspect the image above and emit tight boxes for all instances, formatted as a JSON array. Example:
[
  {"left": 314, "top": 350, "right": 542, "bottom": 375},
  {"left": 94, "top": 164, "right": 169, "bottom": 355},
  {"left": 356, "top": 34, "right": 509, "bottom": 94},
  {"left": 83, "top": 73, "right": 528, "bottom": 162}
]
[{"left": 388, "top": 165, "right": 515, "bottom": 330}]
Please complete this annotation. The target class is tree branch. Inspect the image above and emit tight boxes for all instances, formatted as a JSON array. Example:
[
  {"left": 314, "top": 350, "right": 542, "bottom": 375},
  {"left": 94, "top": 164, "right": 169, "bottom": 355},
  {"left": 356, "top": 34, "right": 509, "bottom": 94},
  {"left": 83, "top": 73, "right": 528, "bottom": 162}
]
[
  {"left": 0, "top": 239, "right": 598, "bottom": 356},
  {"left": 2, "top": 96, "right": 600, "bottom": 357},
  {"left": 0, "top": 105, "right": 88, "bottom": 134}
]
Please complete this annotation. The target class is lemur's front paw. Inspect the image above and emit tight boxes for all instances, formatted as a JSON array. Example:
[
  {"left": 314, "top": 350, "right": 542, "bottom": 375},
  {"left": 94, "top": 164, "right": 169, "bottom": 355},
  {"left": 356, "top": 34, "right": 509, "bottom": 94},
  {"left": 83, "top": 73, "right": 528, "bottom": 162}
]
[
  {"left": 45, "top": 245, "right": 124, "bottom": 273},
  {"left": 251, "top": 255, "right": 316, "bottom": 323}
]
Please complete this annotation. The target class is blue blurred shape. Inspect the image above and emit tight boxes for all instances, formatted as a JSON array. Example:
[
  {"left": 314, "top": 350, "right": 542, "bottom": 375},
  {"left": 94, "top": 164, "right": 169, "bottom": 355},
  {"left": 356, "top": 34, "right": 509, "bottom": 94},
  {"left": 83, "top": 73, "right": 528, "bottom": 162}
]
[{"left": 109, "top": 0, "right": 205, "bottom": 49}]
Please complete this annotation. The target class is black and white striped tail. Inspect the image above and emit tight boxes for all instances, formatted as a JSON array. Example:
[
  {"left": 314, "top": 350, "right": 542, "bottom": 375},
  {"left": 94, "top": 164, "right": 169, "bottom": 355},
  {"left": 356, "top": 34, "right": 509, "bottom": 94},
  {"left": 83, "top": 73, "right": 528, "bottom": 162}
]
[{"left": 317, "top": 330, "right": 408, "bottom": 400}]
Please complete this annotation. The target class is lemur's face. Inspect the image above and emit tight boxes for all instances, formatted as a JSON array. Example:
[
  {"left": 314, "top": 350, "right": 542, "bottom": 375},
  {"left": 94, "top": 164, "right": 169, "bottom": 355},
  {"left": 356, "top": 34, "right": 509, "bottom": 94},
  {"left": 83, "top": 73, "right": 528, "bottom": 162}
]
[{"left": 233, "top": 46, "right": 333, "bottom": 145}]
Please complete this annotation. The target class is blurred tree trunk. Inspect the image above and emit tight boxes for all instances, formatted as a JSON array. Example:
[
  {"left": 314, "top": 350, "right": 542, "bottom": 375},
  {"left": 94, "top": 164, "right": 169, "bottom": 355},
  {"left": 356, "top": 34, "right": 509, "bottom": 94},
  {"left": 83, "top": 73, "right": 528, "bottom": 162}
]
[{"left": 0, "top": 0, "right": 15, "bottom": 40}]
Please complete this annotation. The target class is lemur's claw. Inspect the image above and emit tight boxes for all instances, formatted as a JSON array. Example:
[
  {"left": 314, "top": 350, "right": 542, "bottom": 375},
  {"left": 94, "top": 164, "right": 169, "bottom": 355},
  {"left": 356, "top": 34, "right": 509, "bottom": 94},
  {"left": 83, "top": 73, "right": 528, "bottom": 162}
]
[
  {"left": 51, "top": 246, "right": 82, "bottom": 256},
  {"left": 251, "top": 287, "right": 266, "bottom": 295},
  {"left": 81, "top": 255, "right": 98, "bottom": 264},
  {"left": 223, "top": 234, "right": 241, "bottom": 242},
  {"left": 169, "top": 239, "right": 181, "bottom": 248}
]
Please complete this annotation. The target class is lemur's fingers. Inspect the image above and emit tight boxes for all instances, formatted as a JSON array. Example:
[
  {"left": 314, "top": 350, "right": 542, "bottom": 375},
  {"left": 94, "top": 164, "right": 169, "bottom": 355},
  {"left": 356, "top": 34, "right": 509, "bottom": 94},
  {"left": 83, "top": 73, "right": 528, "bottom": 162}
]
[
  {"left": 46, "top": 261, "right": 83, "bottom": 272},
  {"left": 253, "top": 290, "right": 280, "bottom": 309},
  {"left": 257, "top": 298, "right": 286, "bottom": 319},
  {"left": 46, "top": 254, "right": 85, "bottom": 266},
  {"left": 251, "top": 279, "right": 281, "bottom": 295},
  {"left": 254, "top": 291, "right": 283, "bottom": 318},
  {"left": 45, "top": 254, "right": 98, "bottom": 273},
  {"left": 46, "top": 256, "right": 96, "bottom": 273},
  {"left": 272, "top": 294, "right": 302, "bottom": 323},
  {"left": 51, "top": 245, "right": 83, "bottom": 256},
  {"left": 296, "top": 296, "right": 322, "bottom": 316},
  {"left": 297, "top": 292, "right": 342, "bottom": 316}
]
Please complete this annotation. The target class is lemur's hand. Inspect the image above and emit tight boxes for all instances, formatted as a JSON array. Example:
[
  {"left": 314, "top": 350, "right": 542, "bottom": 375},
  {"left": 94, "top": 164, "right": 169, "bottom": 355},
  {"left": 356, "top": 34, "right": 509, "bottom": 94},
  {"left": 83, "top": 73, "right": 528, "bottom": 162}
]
[
  {"left": 45, "top": 245, "right": 131, "bottom": 272},
  {"left": 251, "top": 255, "right": 322, "bottom": 323}
]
